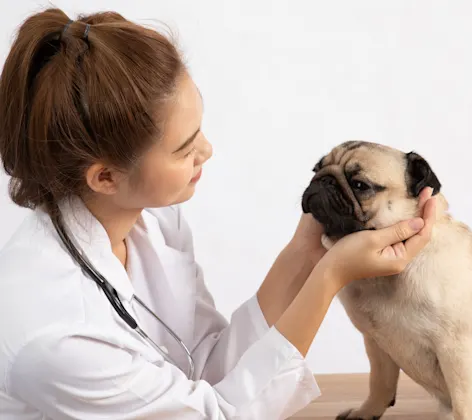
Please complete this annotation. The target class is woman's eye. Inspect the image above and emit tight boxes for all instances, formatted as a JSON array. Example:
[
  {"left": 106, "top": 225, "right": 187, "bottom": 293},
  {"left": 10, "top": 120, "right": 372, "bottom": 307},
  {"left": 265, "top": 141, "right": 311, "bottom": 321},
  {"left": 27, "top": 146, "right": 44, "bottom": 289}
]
[
  {"left": 184, "top": 147, "right": 196, "bottom": 158},
  {"left": 352, "top": 180, "right": 370, "bottom": 191}
]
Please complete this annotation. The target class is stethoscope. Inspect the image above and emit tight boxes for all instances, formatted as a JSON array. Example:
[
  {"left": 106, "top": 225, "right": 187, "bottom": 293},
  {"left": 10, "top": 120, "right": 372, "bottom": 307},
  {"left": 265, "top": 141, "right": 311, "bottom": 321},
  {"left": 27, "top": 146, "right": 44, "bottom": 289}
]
[{"left": 51, "top": 212, "right": 195, "bottom": 380}]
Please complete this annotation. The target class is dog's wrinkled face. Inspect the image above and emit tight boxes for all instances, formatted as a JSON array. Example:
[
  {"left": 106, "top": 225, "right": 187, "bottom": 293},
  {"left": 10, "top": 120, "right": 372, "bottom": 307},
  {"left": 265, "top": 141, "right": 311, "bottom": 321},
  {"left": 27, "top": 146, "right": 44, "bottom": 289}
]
[{"left": 302, "top": 141, "right": 441, "bottom": 239}]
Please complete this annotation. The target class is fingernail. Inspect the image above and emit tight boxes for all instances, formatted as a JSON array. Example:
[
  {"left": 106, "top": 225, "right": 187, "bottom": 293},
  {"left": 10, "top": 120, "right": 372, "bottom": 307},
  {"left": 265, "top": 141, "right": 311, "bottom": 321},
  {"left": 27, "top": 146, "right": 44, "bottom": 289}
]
[{"left": 409, "top": 218, "right": 424, "bottom": 231}]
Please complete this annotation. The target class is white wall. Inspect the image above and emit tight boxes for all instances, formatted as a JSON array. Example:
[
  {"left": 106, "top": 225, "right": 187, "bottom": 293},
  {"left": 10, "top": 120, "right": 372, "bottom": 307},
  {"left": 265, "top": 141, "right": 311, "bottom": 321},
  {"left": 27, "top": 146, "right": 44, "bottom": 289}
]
[{"left": 1, "top": 0, "right": 472, "bottom": 374}]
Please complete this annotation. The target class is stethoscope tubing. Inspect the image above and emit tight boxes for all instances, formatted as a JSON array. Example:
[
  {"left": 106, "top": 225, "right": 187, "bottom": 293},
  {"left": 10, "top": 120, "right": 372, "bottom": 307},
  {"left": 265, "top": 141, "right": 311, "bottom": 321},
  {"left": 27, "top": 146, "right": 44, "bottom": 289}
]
[{"left": 51, "top": 212, "right": 195, "bottom": 380}]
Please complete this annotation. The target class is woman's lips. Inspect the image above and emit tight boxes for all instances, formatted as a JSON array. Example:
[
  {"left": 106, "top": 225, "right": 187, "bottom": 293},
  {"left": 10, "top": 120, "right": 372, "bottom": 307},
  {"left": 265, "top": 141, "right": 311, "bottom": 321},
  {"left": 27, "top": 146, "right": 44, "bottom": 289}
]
[{"left": 190, "top": 168, "right": 202, "bottom": 183}]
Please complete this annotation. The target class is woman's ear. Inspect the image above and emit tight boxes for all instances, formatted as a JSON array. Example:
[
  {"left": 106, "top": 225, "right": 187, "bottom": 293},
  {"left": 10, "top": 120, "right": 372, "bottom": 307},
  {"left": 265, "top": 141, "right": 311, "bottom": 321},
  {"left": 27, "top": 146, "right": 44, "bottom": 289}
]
[
  {"left": 85, "top": 163, "right": 125, "bottom": 195},
  {"left": 405, "top": 151, "right": 441, "bottom": 197}
]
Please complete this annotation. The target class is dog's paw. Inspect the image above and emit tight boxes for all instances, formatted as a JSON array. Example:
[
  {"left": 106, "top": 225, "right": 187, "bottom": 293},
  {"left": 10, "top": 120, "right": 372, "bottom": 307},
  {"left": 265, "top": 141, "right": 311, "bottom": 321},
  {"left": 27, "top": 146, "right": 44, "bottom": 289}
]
[
  {"left": 335, "top": 395, "right": 395, "bottom": 419},
  {"left": 335, "top": 408, "right": 382, "bottom": 420}
]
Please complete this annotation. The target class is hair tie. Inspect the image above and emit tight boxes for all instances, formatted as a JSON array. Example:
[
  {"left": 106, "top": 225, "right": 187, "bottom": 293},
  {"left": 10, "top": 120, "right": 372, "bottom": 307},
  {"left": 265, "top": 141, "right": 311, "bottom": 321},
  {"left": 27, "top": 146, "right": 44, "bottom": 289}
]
[
  {"left": 62, "top": 19, "right": 73, "bottom": 35},
  {"left": 83, "top": 24, "right": 91, "bottom": 40}
]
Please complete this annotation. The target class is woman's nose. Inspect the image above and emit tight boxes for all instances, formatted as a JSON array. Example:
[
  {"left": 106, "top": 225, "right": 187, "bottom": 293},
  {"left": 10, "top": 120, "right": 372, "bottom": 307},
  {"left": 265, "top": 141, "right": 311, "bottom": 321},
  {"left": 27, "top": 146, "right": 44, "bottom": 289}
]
[{"left": 196, "top": 133, "right": 213, "bottom": 164}]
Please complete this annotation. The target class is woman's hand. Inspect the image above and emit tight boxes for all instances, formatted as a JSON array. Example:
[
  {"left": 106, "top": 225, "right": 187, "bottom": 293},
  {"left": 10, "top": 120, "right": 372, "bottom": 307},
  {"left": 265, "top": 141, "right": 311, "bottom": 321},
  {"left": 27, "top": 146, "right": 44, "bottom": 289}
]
[
  {"left": 289, "top": 212, "right": 327, "bottom": 264},
  {"left": 316, "top": 187, "right": 437, "bottom": 290},
  {"left": 257, "top": 211, "right": 327, "bottom": 327}
]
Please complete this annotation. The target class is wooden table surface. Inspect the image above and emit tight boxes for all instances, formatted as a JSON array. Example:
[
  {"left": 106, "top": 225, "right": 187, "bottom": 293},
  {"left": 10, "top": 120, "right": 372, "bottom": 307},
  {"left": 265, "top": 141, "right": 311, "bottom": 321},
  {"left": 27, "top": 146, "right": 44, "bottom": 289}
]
[{"left": 291, "top": 373, "right": 437, "bottom": 419}]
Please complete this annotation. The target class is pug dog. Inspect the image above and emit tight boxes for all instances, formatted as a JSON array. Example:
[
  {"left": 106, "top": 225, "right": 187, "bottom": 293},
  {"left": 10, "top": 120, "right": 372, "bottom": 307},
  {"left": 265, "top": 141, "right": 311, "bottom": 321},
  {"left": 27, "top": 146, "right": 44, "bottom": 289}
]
[{"left": 301, "top": 140, "right": 472, "bottom": 420}]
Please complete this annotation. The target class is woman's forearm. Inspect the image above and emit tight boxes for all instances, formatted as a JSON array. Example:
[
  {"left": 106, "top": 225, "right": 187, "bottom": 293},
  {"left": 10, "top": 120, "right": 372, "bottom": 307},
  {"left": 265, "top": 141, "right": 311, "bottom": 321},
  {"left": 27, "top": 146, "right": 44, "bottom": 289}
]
[
  {"left": 256, "top": 242, "right": 324, "bottom": 327},
  {"left": 275, "top": 264, "right": 338, "bottom": 356}
]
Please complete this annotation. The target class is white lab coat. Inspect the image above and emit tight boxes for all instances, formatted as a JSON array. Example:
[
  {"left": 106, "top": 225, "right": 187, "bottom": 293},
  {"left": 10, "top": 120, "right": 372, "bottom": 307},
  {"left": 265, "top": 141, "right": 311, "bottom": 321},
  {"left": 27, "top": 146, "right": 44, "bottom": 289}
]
[{"left": 0, "top": 196, "right": 320, "bottom": 419}]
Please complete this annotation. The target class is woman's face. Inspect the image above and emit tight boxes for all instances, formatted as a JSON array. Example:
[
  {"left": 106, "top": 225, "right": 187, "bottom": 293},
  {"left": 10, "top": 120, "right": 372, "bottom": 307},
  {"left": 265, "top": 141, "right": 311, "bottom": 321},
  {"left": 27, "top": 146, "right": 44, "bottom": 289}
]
[{"left": 89, "top": 72, "right": 213, "bottom": 210}]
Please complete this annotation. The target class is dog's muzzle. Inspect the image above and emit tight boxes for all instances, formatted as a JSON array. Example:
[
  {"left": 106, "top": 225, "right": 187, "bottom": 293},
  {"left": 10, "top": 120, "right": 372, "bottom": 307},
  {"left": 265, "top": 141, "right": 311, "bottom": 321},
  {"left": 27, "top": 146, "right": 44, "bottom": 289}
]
[{"left": 302, "top": 166, "right": 369, "bottom": 238}]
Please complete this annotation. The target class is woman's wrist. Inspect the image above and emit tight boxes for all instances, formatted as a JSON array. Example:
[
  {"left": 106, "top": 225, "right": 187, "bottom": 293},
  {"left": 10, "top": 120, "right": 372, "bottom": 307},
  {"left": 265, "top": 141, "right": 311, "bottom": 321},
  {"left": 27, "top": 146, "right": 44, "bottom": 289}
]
[
  {"left": 274, "top": 259, "right": 340, "bottom": 356},
  {"left": 257, "top": 243, "right": 319, "bottom": 327},
  {"left": 307, "top": 258, "right": 343, "bottom": 301},
  {"left": 286, "top": 237, "right": 326, "bottom": 267}
]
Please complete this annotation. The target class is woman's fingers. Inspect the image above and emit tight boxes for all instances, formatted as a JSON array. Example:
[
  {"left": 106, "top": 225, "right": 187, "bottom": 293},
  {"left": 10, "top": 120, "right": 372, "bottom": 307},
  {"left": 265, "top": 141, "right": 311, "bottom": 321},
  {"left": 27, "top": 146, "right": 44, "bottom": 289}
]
[
  {"left": 403, "top": 195, "right": 437, "bottom": 259},
  {"left": 367, "top": 188, "right": 437, "bottom": 273},
  {"left": 375, "top": 187, "right": 436, "bottom": 256},
  {"left": 372, "top": 217, "right": 425, "bottom": 249},
  {"left": 317, "top": 187, "right": 439, "bottom": 284},
  {"left": 417, "top": 187, "right": 433, "bottom": 213},
  {"left": 422, "top": 193, "right": 437, "bottom": 225}
]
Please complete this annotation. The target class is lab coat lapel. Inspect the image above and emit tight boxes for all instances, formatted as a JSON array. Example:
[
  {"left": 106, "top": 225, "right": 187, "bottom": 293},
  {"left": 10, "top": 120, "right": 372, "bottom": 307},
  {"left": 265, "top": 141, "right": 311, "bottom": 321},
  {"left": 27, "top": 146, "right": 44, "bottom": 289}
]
[
  {"left": 139, "top": 210, "right": 197, "bottom": 347},
  {"left": 57, "top": 197, "right": 197, "bottom": 347}
]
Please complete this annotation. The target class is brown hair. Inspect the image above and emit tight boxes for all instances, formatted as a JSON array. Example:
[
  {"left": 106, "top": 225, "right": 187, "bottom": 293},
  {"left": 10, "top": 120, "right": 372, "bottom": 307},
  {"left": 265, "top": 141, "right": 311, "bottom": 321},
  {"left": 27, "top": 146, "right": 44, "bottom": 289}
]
[{"left": 0, "top": 8, "right": 185, "bottom": 216}]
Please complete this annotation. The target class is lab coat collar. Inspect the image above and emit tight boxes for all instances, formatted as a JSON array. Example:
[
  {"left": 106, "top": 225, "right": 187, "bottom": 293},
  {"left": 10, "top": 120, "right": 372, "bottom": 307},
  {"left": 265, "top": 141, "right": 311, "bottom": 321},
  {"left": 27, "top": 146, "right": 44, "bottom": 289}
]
[
  {"left": 57, "top": 196, "right": 136, "bottom": 302},
  {"left": 129, "top": 209, "right": 197, "bottom": 347}
]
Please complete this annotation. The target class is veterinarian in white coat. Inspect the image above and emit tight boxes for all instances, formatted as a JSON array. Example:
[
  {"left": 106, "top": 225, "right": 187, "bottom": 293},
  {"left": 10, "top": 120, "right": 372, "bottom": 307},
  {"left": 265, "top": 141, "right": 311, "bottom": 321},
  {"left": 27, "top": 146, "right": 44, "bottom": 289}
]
[{"left": 0, "top": 8, "right": 436, "bottom": 420}]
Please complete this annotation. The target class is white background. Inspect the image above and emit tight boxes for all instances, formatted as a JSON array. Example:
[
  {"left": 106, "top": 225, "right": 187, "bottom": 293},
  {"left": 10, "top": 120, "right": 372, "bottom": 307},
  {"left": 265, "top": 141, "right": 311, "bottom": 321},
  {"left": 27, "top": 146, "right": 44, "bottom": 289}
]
[{"left": 1, "top": 1, "right": 471, "bottom": 374}]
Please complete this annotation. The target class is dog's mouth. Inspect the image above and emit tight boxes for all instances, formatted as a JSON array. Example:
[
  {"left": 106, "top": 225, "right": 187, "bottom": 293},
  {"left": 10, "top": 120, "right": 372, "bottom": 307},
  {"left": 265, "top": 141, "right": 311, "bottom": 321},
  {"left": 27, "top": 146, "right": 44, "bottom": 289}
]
[{"left": 302, "top": 166, "right": 371, "bottom": 239}]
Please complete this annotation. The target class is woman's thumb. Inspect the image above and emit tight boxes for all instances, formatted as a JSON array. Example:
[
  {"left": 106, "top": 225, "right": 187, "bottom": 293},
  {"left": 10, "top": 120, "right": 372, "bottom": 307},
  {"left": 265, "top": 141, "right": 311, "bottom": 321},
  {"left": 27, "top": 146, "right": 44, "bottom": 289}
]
[{"left": 376, "top": 218, "right": 425, "bottom": 246}]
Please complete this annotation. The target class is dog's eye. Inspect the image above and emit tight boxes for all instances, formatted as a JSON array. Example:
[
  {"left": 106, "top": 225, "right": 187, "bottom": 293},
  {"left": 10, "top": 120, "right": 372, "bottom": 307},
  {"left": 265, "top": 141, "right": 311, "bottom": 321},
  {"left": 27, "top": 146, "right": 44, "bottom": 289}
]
[{"left": 352, "top": 180, "right": 370, "bottom": 191}]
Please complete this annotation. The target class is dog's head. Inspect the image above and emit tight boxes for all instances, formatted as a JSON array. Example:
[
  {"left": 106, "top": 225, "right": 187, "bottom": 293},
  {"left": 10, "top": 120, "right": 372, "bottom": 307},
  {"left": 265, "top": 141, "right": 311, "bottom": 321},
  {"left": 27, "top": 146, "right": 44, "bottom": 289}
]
[{"left": 301, "top": 141, "right": 441, "bottom": 239}]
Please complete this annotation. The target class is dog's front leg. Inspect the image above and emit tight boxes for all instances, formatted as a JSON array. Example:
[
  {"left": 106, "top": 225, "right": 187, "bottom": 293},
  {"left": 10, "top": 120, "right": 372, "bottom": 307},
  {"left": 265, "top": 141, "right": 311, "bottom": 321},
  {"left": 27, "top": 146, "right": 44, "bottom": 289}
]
[
  {"left": 437, "top": 402, "right": 454, "bottom": 420},
  {"left": 437, "top": 337, "right": 472, "bottom": 420},
  {"left": 337, "top": 336, "right": 399, "bottom": 420}
]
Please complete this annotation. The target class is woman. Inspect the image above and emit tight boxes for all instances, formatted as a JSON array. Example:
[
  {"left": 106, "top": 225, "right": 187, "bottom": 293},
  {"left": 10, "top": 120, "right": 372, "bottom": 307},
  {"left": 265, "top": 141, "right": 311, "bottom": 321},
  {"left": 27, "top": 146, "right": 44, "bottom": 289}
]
[{"left": 0, "top": 8, "right": 436, "bottom": 420}]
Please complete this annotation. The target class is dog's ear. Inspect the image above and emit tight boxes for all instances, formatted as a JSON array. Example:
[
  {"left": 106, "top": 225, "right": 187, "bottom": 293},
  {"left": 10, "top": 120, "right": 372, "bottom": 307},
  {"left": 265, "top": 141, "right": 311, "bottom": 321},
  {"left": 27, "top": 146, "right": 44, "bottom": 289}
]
[
  {"left": 406, "top": 151, "right": 441, "bottom": 197},
  {"left": 313, "top": 155, "right": 325, "bottom": 172}
]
